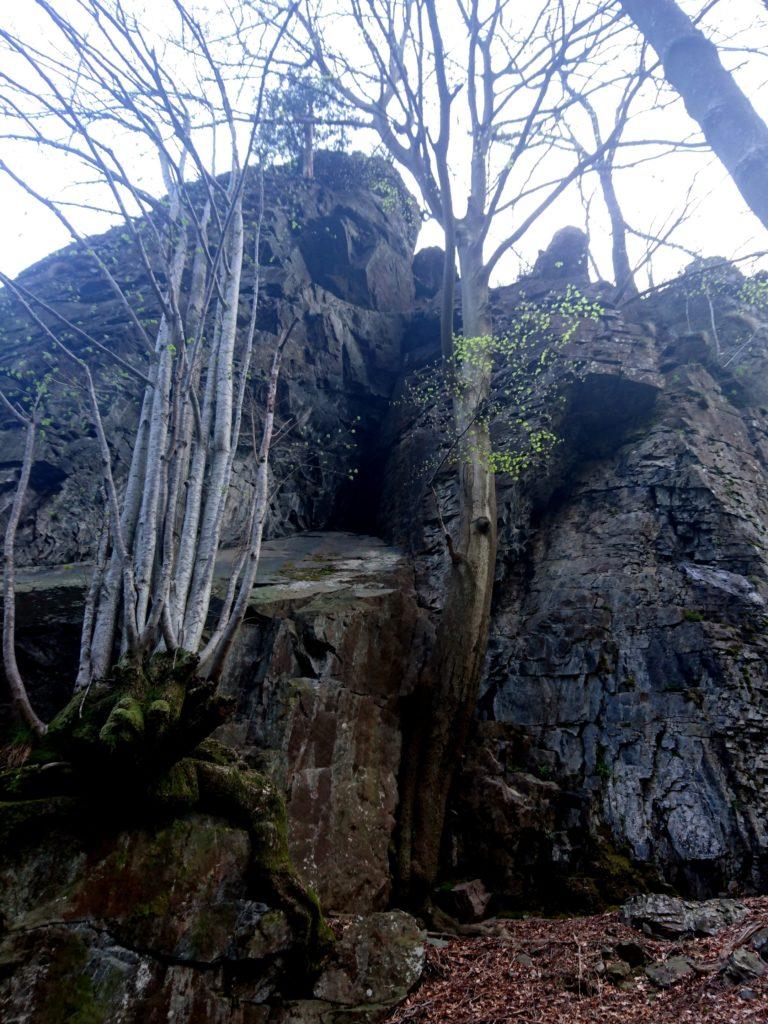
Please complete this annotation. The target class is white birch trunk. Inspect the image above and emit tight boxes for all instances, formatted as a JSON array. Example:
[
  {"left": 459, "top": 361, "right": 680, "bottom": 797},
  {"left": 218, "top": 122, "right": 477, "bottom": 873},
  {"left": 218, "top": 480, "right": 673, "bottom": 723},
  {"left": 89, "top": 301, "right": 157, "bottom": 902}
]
[
  {"left": 2, "top": 409, "right": 47, "bottom": 736},
  {"left": 181, "top": 196, "right": 245, "bottom": 650}
]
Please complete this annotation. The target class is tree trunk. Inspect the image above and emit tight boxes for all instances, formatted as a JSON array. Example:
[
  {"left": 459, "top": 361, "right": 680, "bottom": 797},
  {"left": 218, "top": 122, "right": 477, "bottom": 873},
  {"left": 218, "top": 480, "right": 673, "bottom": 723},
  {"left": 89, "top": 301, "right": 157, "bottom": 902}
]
[
  {"left": 303, "top": 120, "right": 314, "bottom": 180},
  {"left": 597, "top": 160, "right": 637, "bottom": 299},
  {"left": 396, "top": 250, "right": 497, "bottom": 907},
  {"left": 620, "top": 0, "right": 768, "bottom": 229},
  {"left": 2, "top": 411, "right": 47, "bottom": 737}
]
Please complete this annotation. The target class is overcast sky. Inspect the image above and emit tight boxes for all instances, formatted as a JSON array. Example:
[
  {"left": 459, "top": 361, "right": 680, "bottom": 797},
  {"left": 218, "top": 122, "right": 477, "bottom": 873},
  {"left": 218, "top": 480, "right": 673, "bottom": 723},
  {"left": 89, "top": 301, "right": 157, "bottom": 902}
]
[{"left": 1, "top": 0, "right": 768, "bottom": 288}]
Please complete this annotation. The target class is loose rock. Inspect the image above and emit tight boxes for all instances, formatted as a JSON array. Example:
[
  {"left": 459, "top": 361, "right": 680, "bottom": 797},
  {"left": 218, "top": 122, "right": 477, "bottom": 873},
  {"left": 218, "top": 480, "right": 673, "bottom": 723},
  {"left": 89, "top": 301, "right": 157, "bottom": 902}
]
[
  {"left": 620, "top": 894, "right": 747, "bottom": 939},
  {"left": 644, "top": 956, "right": 696, "bottom": 989}
]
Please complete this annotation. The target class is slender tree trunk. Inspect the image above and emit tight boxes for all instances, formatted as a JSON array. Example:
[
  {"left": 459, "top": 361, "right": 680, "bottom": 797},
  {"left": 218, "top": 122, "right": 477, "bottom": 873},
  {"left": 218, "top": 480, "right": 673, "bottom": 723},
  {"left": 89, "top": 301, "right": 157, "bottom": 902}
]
[
  {"left": 597, "top": 160, "right": 637, "bottom": 298},
  {"left": 86, "top": 380, "right": 153, "bottom": 684},
  {"left": 620, "top": 0, "right": 768, "bottom": 229},
  {"left": 396, "top": 248, "right": 497, "bottom": 907},
  {"left": 182, "top": 197, "right": 245, "bottom": 650},
  {"left": 2, "top": 410, "right": 47, "bottom": 737},
  {"left": 303, "top": 120, "right": 314, "bottom": 180},
  {"left": 201, "top": 321, "right": 295, "bottom": 680}
]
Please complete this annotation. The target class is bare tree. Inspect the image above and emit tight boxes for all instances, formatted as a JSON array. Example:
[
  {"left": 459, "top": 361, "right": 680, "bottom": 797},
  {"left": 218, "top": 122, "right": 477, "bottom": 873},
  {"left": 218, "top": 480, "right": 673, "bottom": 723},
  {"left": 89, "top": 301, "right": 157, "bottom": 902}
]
[
  {"left": 1, "top": 0, "right": 281, "bottom": 717},
  {"left": 558, "top": 57, "right": 645, "bottom": 297},
  {"left": 0, "top": 0, "right": 330, "bottom": 945},
  {"left": 289, "top": 0, "right": 618, "bottom": 906}
]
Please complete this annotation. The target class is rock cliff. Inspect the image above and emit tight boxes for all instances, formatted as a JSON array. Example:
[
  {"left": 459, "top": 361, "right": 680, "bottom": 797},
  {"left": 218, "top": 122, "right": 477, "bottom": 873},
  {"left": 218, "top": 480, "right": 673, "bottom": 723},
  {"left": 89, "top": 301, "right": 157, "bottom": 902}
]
[{"left": 3, "top": 153, "right": 768, "bottom": 1019}]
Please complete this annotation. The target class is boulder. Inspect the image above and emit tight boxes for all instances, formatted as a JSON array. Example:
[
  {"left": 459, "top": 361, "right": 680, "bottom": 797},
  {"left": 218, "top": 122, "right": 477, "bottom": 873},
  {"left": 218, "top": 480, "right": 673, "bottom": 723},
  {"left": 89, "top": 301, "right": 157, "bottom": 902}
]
[
  {"left": 441, "top": 879, "right": 492, "bottom": 922},
  {"left": 614, "top": 941, "right": 650, "bottom": 967},
  {"left": 218, "top": 532, "right": 428, "bottom": 915},
  {"left": 751, "top": 926, "right": 768, "bottom": 960},
  {"left": 620, "top": 894, "right": 747, "bottom": 939},
  {"left": 604, "top": 960, "right": 632, "bottom": 984},
  {"left": 312, "top": 911, "right": 425, "bottom": 1007},
  {"left": 645, "top": 956, "right": 696, "bottom": 989},
  {"left": 726, "top": 949, "right": 767, "bottom": 983},
  {"left": 531, "top": 226, "right": 590, "bottom": 285}
]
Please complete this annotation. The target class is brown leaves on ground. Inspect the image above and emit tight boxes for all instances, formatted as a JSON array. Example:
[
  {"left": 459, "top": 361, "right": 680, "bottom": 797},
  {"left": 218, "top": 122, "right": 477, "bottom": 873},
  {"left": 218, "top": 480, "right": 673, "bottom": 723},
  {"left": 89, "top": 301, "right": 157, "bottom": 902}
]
[{"left": 388, "top": 897, "right": 768, "bottom": 1024}]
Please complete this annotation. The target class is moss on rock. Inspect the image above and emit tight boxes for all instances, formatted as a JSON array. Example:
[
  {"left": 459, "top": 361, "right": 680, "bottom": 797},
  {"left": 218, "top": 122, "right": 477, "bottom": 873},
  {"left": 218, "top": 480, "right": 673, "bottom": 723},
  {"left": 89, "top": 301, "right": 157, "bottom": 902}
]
[{"left": 1, "top": 651, "right": 334, "bottom": 975}]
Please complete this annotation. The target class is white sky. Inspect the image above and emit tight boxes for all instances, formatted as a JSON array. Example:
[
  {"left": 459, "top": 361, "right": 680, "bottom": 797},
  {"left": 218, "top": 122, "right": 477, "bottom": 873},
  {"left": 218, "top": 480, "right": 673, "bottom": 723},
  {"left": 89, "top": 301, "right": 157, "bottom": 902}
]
[{"left": 1, "top": 0, "right": 768, "bottom": 288}]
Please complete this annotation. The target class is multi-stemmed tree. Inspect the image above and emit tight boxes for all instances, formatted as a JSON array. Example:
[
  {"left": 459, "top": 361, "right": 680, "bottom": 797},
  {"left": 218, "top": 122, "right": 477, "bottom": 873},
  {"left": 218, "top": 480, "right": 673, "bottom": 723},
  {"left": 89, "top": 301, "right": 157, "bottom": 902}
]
[
  {"left": 1, "top": 0, "right": 294, "bottom": 731},
  {"left": 0, "top": 0, "right": 328, "bottom": 946}
]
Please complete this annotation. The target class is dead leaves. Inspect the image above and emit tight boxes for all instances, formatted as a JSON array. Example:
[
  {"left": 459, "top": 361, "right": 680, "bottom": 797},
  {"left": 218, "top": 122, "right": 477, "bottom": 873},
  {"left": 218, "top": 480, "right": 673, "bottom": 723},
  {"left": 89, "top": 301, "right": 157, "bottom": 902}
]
[{"left": 388, "top": 897, "right": 768, "bottom": 1024}]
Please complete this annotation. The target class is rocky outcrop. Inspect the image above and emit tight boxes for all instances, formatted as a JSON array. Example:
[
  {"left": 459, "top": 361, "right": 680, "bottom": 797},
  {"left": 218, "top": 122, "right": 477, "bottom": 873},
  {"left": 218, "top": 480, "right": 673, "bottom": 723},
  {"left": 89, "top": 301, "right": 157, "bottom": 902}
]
[
  {"left": 0, "top": 152, "right": 417, "bottom": 566},
  {"left": 2, "top": 531, "right": 427, "bottom": 919},
  {"left": 216, "top": 532, "right": 428, "bottom": 914},
  {"left": 5, "top": 145, "right": 768, "bottom": 1024},
  {"left": 620, "top": 893, "right": 748, "bottom": 939},
  {"left": 473, "top": 302, "right": 768, "bottom": 897},
  {"left": 380, "top": 254, "right": 768, "bottom": 901},
  {"left": 0, "top": 809, "right": 424, "bottom": 1023}
]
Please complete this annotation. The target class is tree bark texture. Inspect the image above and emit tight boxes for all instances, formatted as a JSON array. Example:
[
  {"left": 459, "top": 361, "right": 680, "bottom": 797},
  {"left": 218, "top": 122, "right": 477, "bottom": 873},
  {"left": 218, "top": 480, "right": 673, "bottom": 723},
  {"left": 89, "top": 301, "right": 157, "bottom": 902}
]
[
  {"left": 396, "top": 253, "right": 497, "bottom": 906},
  {"left": 620, "top": 0, "right": 768, "bottom": 230}
]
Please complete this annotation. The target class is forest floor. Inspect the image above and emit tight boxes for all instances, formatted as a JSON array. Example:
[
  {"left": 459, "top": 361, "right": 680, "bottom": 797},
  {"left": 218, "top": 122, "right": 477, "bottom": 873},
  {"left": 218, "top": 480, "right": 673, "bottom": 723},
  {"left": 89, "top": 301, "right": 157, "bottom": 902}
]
[{"left": 387, "top": 897, "right": 768, "bottom": 1024}]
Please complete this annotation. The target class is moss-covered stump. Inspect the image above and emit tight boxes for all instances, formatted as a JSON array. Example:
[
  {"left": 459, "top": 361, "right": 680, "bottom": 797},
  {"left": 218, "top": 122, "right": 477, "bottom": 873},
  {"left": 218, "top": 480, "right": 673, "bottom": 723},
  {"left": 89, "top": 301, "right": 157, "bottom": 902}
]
[{"left": 38, "top": 651, "right": 231, "bottom": 778}]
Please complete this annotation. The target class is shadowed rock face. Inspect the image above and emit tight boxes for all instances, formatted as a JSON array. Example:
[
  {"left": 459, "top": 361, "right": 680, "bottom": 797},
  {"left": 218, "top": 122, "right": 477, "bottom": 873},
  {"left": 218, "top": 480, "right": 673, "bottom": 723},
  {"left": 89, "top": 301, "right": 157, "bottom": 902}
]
[{"left": 474, "top": 340, "right": 768, "bottom": 897}]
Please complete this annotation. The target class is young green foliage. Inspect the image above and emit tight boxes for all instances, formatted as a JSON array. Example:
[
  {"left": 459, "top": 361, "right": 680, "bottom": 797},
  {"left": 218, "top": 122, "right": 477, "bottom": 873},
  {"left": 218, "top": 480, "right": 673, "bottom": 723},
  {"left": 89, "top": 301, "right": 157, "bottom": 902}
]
[{"left": 402, "top": 286, "right": 601, "bottom": 485}]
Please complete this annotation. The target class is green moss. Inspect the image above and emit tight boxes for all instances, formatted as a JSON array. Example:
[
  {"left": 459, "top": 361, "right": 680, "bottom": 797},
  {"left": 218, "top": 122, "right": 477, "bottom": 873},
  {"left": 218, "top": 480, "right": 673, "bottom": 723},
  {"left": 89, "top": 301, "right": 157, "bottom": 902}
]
[
  {"left": 193, "top": 738, "right": 242, "bottom": 767},
  {"left": 99, "top": 696, "right": 145, "bottom": 752},
  {"left": 2, "top": 651, "right": 333, "bottom": 974},
  {"left": 150, "top": 759, "right": 199, "bottom": 809},
  {"left": 683, "top": 609, "right": 705, "bottom": 622},
  {"left": 595, "top": 759, "right": 612, "bottom": 782}
]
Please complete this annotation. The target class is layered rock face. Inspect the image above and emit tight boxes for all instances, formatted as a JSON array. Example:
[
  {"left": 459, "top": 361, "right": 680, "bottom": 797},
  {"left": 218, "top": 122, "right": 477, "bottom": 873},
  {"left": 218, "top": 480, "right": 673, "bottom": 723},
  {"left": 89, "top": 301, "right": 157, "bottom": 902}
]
[
  {"left": 476, "top": 290, "right": 768, "bottom": 899},
  {"left": 382, "top": 261, "right": 768, "bottom": 902}
]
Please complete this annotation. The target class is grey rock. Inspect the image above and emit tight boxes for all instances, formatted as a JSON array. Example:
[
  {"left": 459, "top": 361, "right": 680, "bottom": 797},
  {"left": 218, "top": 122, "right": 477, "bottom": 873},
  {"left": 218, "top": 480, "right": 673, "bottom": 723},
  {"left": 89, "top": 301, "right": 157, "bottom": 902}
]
[
  {"left": 644, "top": 956, "right": 696, "bottom": 988},
  {"left": 751, "top": 926, "right": 768, "bottom": 960},
  {"left": 0, "top": 814, "right": 295, "bottom": 1023},
  {"left": 312, "top": 911, "right": 425, "bottom": 1007},
  {"left": 0, "top": 152, "right": 416, "bottom": 572},
  {"left": 620, "top": 894, "right": 747, "bottom": 939},
  {"left": 726, "top": 948, "right": 767, "bottom": 983}
]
